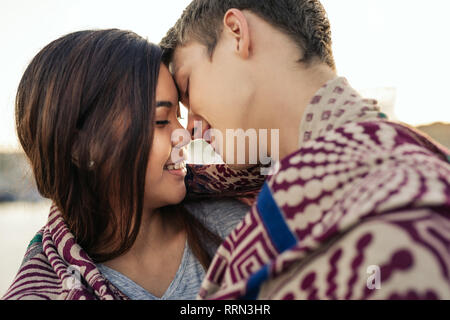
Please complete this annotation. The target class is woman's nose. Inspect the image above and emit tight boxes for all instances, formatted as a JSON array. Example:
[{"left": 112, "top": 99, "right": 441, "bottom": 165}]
[
  {"left": 171, "top": 121, "right": 191, "bottom": 149},
  {"left": 186, "top": 113, "right": 211, "bottom": 140}
]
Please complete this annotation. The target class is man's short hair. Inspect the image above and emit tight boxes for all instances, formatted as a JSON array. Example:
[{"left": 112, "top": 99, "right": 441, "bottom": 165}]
[{"left": 160, "top": 0, "right": 335, "bottom": 70}]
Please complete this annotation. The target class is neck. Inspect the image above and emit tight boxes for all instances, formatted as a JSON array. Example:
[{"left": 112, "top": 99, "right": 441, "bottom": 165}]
[
  {"left": 135, "top": 208, "right": 182, "bottom": 251},
  {"left": 251, "top": 62, "right": 336, "bottom": 160},
  {"left": 104, "top": 207, "right": 185, "bottom": 269}
]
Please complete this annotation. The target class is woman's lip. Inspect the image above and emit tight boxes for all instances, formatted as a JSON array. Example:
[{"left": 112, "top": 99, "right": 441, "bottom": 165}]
[
  {"left": 164, "top": 158, "right": 187, "bottom": 168},
  {"left": 164, "top": 167, "right": 187, "bottom": 177}
]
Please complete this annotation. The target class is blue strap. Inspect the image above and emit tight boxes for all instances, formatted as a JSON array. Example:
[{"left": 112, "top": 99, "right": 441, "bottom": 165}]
[
  {"left": 257, "top": 183, "right": 297, "bottom": 253},
  {"left": 242, "top": 183, "right": 298, "bottom": 299},
  {"left": 242, "top": 264, "right": 270, "bottom": 300}
]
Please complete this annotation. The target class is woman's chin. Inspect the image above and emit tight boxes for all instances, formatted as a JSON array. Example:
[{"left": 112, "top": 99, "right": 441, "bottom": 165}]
[
  {"left": 164, "top": 185, "right": 187, "bottom": 206},
  {"left": 145, "top": 168, "right": 188, "bottom": 207}
]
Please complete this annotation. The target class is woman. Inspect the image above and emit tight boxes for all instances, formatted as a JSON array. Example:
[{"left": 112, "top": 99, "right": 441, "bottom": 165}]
[{"left": 2, "top": 29, "right": 265, "bottom": 300}]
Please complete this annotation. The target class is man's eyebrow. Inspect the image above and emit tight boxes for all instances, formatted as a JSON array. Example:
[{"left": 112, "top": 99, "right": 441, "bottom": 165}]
[{"left": 156, "top": 101, "right": 173, "bottom": 108}]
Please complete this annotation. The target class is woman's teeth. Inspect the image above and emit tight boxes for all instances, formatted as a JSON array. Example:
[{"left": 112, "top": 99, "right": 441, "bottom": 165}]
[{"left": 165, "top": 161, "right": 186, "bottom": 170}]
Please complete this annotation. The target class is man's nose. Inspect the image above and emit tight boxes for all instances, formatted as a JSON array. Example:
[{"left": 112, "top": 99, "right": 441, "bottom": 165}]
[{"left": 186, "top": 113, "right": 210, "bottom": 140}]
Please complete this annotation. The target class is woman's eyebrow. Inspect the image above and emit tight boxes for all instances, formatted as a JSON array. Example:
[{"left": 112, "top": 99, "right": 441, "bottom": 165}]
[{"left": 156, "top": 101, "right": 173, "bottom": 108}]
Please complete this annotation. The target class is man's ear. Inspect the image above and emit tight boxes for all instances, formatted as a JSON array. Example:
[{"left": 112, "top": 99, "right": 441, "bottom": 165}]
[{"left": 223, "top": 9, "right": 251, "bottom": 59}]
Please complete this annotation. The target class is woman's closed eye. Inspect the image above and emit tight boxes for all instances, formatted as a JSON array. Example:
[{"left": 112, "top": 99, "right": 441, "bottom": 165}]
[
  {"left": 155, "top": 114, "right": 184, "bottom": 126},
  {"left": 156, "top": 120, "right": 170, "bottom": 126},
  {"left": 155, "top": 102, "right": 183, "bottom": 127}
]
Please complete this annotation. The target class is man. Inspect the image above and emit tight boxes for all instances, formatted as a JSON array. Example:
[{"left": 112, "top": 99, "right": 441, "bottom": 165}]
[{"left": 161, "top": 0, "right": 450, "bottom": 299}]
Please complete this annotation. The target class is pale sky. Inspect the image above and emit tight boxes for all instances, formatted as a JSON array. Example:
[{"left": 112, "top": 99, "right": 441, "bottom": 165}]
[{"left": 1, "top": 0, "right": 449, "bottom": 152}]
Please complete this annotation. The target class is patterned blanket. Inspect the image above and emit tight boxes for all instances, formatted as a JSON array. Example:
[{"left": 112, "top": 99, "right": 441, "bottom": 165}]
[
  {"left": 196, "top": 78, "right": 450, "bottom": 300},
  {"left": 197, "top": 122, "right": 450, "bottom": 299},
  {"left": 3, "top": 77, "right": 449, "bottom": 300},
  {"left": 1, "top": 164, "right": 266, "bottom": 300}
]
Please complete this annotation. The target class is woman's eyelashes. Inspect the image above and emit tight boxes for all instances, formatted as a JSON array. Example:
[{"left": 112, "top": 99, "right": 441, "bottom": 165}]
[
  {"left": 155, "top": 110, "right": 184, "bottom": 126},
  {"left": 155, "top": 111, "right": 171, "bottom": 126},
  {"left": 156, "top": 120, "right": 170, "bottom": 126}
]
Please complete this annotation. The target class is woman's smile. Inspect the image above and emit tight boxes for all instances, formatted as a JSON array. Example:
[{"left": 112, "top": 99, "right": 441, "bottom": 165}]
[{"left": 163, "top": 160, "right": 187, "bottom": 177}]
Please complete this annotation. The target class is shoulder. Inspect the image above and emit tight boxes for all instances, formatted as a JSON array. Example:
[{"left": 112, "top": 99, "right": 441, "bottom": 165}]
[
  {"left": 269, "top": 120, "right": 449, "bottom": 196},
  {"left": 3, "top": 230, "right": 58, "bottom": 300},
  {"left": 184, "top": 198, "right": 250, "bottom": 239},
  {"left": 260, "top": 207, "right": 450, "bottom": 299},
  {"left": 20, "top": 230, "right": 45, "bottom": 267},
  {"left": 266, "top": 119, "right": 449, "bottom": 233},
  {"left": 1, "top": 249, "right": 58, "bottom": 300}
]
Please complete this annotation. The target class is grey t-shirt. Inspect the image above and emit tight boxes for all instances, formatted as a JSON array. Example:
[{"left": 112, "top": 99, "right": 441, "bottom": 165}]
[{"left": 96, "top": 198, "right": 250, "bottom": 300}]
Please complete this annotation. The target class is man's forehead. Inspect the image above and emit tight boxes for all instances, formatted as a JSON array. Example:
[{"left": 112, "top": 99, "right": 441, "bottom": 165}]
[
  {"left": 169, "top": 45, "right": 187, "bottom": 76},
  {"left": 169, "top": 41, "right": 206, "bottom": 76}
]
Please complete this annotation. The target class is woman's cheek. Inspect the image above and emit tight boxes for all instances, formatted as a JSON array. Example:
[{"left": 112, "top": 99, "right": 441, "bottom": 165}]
[{"left": 146, "top": 134, "right": 166, "bottom": 177}]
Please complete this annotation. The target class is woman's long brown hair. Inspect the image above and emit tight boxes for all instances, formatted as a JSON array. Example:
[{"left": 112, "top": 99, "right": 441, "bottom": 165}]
[{"left": 16, "top": 29, "right": 221, "bottom": 268}]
